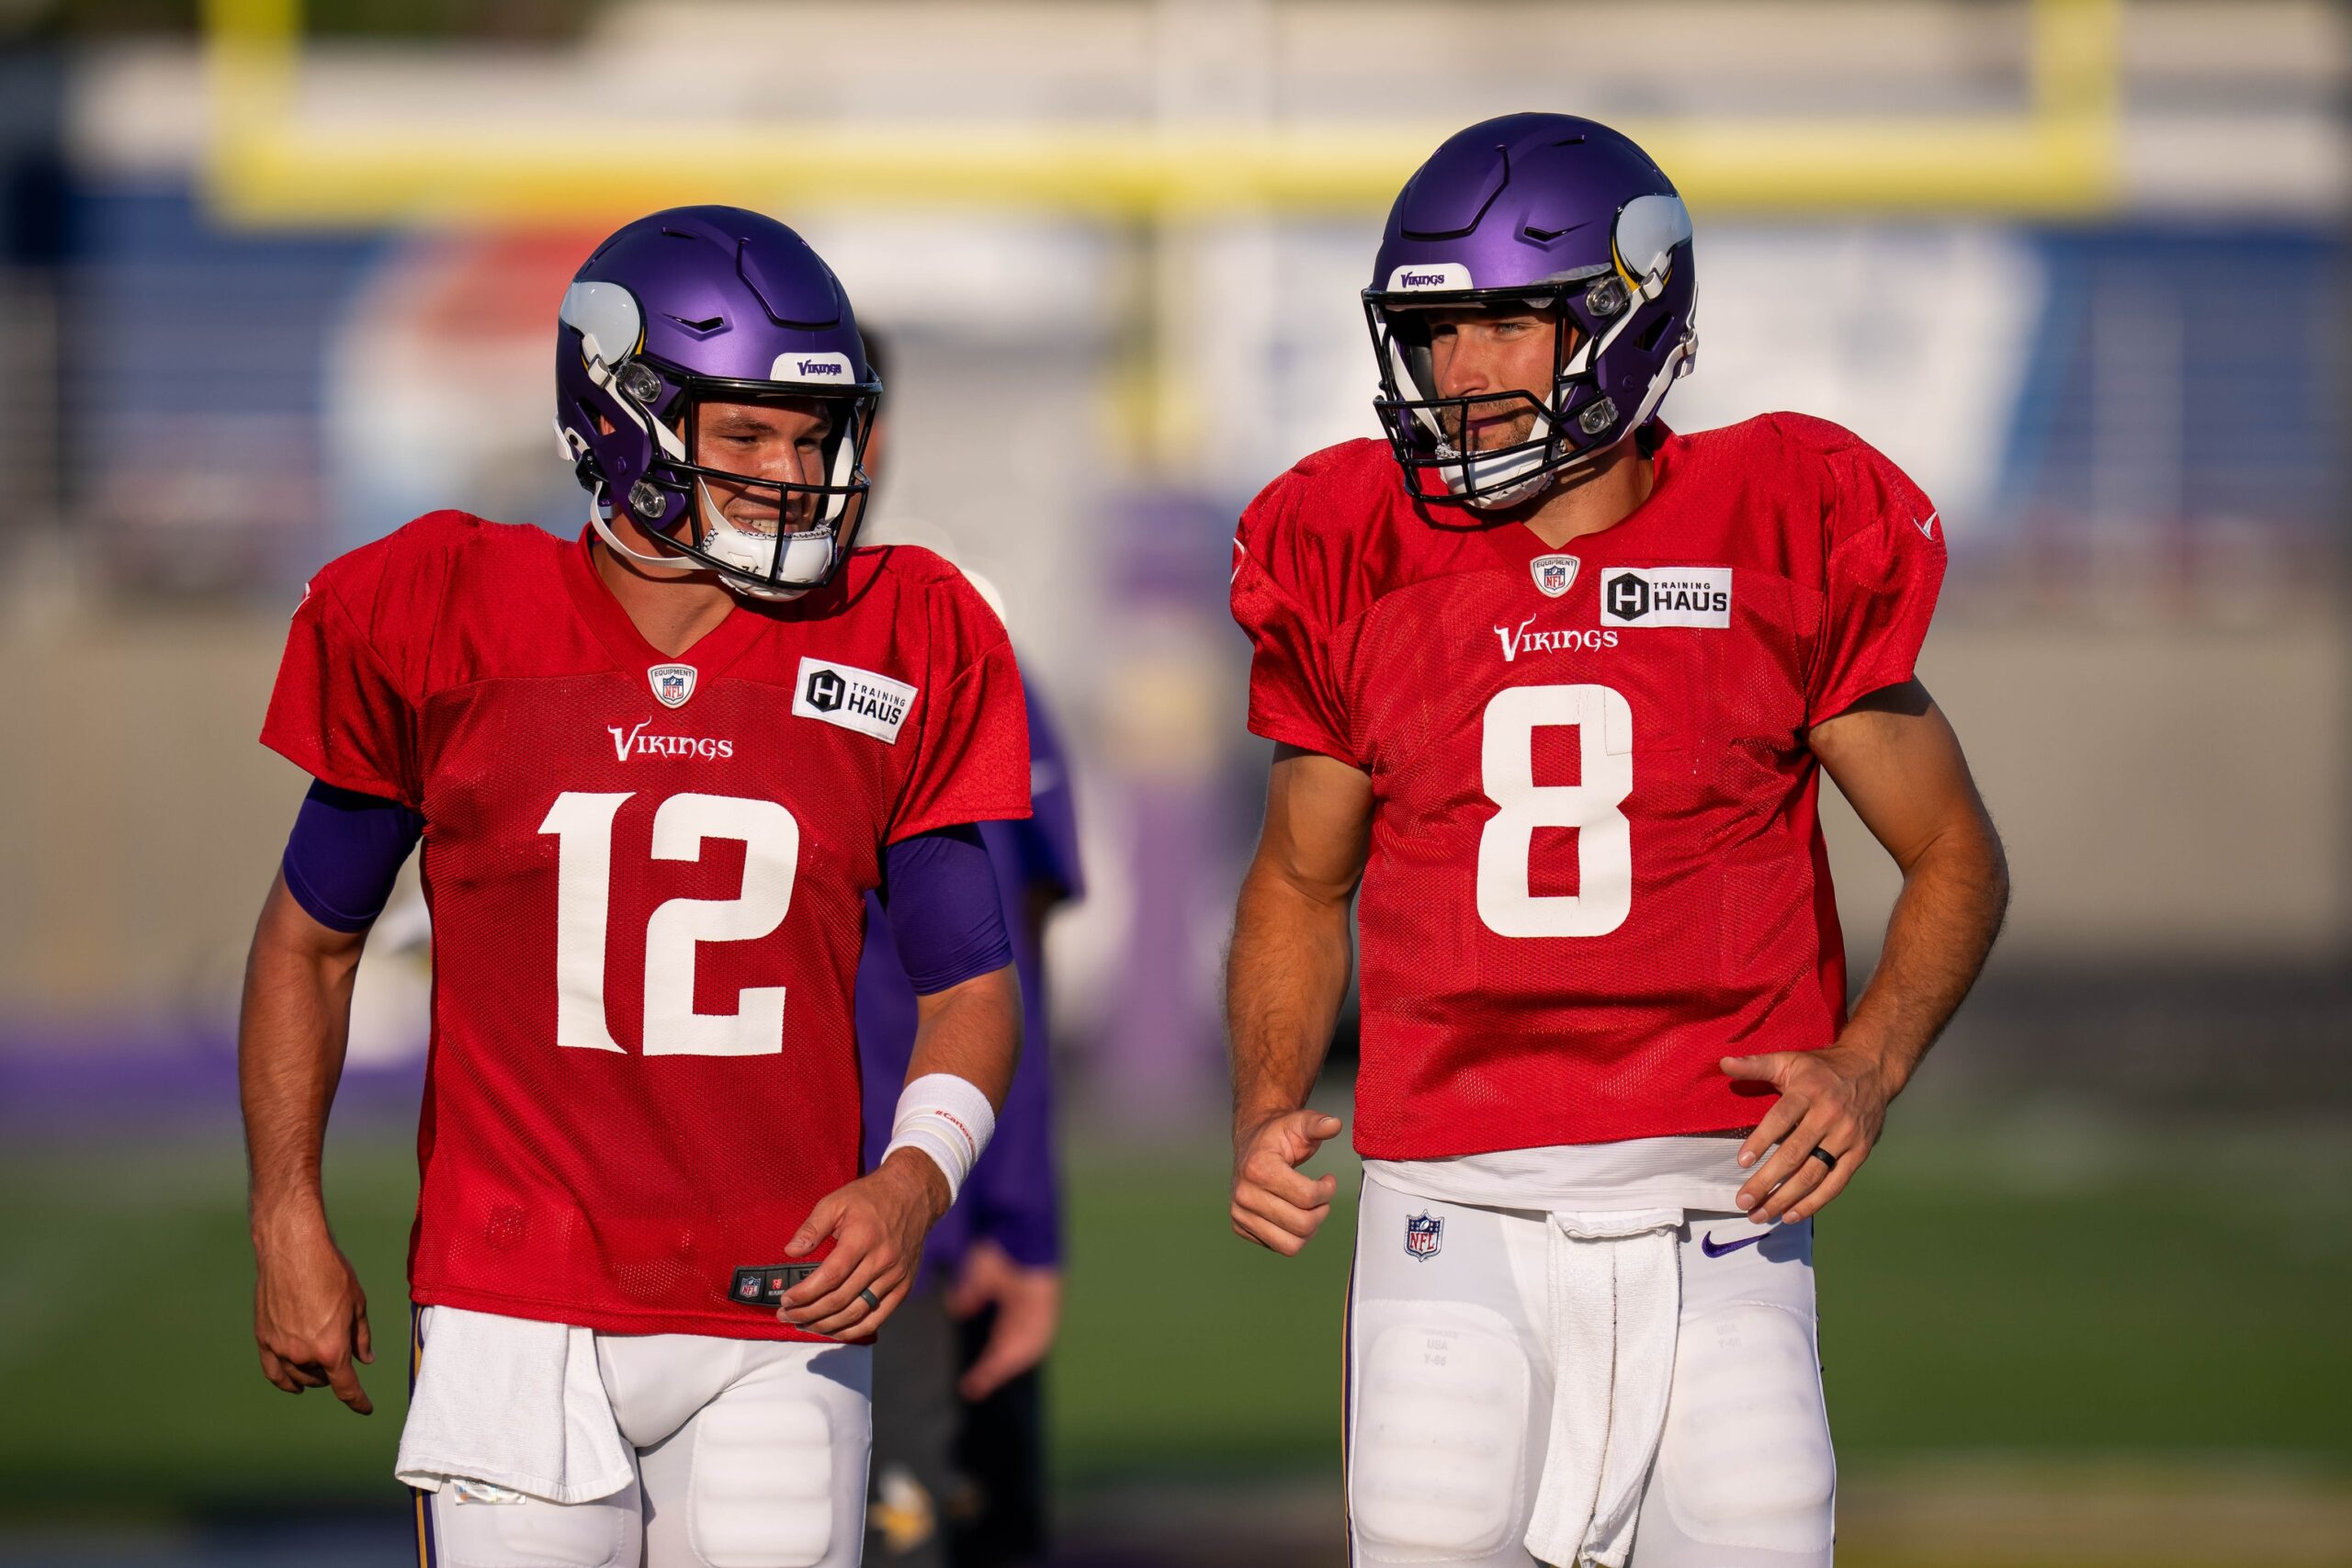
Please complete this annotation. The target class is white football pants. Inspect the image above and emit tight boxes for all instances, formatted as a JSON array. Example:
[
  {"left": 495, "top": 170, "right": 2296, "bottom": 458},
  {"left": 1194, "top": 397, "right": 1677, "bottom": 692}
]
[
  {"left": 1347, "top": 1178, "right": 1834, "bottom": 1568},
  {"left": 414, "top": 1325, "right": 872, "bottom": 1568}
]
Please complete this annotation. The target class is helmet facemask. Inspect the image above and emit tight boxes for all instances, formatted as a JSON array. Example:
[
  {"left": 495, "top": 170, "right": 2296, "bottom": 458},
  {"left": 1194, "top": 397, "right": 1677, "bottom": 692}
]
[{"left": 1366, "top": 267, "right": 1655, "bottom": 512}]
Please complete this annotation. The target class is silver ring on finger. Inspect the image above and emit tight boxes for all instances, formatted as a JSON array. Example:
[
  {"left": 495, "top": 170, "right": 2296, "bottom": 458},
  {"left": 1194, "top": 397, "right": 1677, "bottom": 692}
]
[
  {"left": 858, "top": 1287, "right": 883, "bottom": 1312},
  {"left": 1807, "top": 1145, "right": 1838, "bottom": 1171}
]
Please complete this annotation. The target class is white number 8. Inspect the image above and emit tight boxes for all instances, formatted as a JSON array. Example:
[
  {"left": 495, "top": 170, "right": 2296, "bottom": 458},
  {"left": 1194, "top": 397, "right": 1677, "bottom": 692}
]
[{"left": 1476, "top": 683, "right": 1634, "bottom": 938}]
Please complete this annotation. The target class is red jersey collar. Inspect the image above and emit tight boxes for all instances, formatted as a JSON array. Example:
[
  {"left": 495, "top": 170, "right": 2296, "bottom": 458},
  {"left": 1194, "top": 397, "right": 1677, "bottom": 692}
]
[{"left": 560, "top": 523, "right": 772, "bottom": 686}]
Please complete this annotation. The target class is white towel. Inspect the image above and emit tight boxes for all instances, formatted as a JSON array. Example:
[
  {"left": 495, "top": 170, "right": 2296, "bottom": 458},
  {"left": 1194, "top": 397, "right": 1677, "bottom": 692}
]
[
  {"left": 1522, "top": 1208, "right": 1683, "bottom": 1568},
  {"left": 394, "top": 1305, "right": 635, "bottom": 1506}
]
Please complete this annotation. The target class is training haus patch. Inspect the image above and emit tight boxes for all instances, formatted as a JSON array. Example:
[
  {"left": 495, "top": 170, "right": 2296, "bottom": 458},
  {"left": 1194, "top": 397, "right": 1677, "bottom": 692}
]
[
  {"left": 792, "top": 657, "right": 918, "bottom": 743},
  {"left": 1599, "top": 566, "right": 1733, "bottom": 628}
]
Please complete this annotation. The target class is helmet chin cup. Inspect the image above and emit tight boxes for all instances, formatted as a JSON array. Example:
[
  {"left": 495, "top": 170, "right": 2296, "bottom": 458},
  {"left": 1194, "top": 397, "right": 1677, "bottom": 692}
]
[
  {"left": 1459, "top": 468, "right": 1556, "bottom": 511},
  {"left": 694, "top": 482, "right": 838, "bottom": 598},
  {"left": 1437, "top": 438, "right": 1557, "bottom": 510}
]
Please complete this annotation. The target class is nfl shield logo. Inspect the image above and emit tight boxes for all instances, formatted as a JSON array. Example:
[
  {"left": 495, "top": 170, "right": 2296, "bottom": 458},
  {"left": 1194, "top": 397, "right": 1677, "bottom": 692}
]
[
  {"left": 1404, "top": 1213, "right": 1443, "bottom": 1261},
  {"left": 1532, "top": 554, "right": 1579, "bottom": 598},
  {"left": 649, "top": 662, "right": 697, "bottom": 709}
]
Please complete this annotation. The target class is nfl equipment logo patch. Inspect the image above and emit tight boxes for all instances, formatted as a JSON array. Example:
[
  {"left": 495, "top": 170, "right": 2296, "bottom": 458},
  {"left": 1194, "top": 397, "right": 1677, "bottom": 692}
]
[
  {"left": 1404, "top": 1213, "right": 1443, "bottom": 1261},
  {"left": 649, "top": 663, "right": 697, "bottom": 709},
  {"left": 1531, "top": 554, "right": 1579, "bottom": 598}
]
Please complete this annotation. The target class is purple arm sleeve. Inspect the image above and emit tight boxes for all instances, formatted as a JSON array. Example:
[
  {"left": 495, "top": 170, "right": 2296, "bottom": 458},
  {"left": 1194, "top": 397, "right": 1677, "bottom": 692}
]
[
  {"left": 280, "top": 779, "right": 424, "bottom": 932},
  {"left": 881, "top": 824, "right": 1013, "bottom": 994}
]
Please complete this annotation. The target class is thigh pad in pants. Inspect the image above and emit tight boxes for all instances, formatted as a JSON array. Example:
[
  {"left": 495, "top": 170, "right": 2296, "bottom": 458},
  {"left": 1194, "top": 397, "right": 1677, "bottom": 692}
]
[
  {"left": 427, "top": 1479, "right": 642, "bottom": 1568},
  {"left": 684, "top": 1394, "right": 841, "bottom": 1568},
  {"left": 1653, "top": 1300, "right": 1833, "bottom": 1558},
  {"left": 1352, "top": 1298, "right": 1532, "bottom": 1563}
]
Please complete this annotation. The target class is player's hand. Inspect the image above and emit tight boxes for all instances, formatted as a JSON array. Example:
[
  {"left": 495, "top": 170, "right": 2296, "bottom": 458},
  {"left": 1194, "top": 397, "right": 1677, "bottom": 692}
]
[
  {"left": 1723, "top": 1044, "right": 1896, "bottom": 1224},
  {"left": 251, "top": 1216, "right": 375, "bottom": 1416},
  {"left": 778, "top": 1150, "right": 948, "bottom": 1341},
  {"left": 1230, "top": 1108, "right": 1345, "bottom": 1257},
  {"left": 944, "top": 1239, "right": 1061, "bottom": 1401}
]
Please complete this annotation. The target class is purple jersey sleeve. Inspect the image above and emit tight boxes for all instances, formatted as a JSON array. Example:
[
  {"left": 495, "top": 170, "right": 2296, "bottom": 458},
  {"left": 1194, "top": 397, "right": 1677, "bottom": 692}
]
[
  {"left": 280, "top": 779, "right": 424, "bottom": 932},
  {"left": 881, "top": 824, "right": 1013, "bottom": 995}
]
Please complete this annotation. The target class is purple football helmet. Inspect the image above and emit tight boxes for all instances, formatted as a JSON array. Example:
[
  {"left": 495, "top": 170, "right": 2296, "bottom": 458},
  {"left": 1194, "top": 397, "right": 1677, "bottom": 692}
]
[
  {"left": 556, "top": 206, "right": 880, "bottom": 597},
  {"left": 1365, "top": 114, "right": 1697, "bottom": 510}
]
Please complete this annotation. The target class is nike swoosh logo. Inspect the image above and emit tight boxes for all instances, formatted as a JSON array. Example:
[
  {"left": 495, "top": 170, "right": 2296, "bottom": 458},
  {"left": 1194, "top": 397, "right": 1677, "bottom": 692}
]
[
  {"left": 1700, "top": 1230, "right": 1766, "bottom": 1258},
  {"left": 1915, "top": 512, "right": 1939, "bottom": 540}
]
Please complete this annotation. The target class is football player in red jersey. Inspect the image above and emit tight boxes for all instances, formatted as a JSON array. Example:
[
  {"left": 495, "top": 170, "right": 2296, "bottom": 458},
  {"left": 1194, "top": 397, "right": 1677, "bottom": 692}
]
[
  {"left": 238, "top": 208, "right": 1030, "bottom": 1568},
  {"left": 1225, "top": 117, "right": 2009, "bottom": 1567}
]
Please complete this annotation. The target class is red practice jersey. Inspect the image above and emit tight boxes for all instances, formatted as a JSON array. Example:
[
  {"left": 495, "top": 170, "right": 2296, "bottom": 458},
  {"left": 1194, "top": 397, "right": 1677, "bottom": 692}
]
[
  {"left": 1231, "top": 416, "right": 1944, "bottom": 1159},
  {"left": 263, "top": 514, "right": 1029, "bottom": 1339}
]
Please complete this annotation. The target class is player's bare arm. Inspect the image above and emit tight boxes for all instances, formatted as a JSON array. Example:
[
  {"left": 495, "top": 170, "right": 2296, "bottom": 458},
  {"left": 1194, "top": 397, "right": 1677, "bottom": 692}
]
[
  {"left": 1225, "top": 743, "right": 1373, "bottom": 1256},
  {"left": 1727, "top": 679, "right": 2010, "bottom": 1222},
  {"left": 238, "top": 872, "right": 376, "bottom": 1416},
  {"left": 781, "top": 962, "right": 1022, "bottom": 1338}
]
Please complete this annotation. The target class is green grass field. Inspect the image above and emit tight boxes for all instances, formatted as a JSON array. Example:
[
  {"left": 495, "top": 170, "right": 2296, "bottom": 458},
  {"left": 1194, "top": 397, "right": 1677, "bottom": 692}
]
[{"left": 1, "top": 1098, "right": 2345, "bottom": 1551}]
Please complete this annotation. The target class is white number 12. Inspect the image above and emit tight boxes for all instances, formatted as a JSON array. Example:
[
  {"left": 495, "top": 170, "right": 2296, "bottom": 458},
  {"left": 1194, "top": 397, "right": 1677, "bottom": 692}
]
[
  {"left": 1476, "top": 683, "right": 1634, "bottom": 938},
  {"left": 537, "top": 791, "right": 800, "bottom": 1056}
]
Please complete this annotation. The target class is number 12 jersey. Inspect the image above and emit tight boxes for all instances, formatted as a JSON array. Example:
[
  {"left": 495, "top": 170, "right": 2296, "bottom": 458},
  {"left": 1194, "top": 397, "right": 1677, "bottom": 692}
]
[
  {"left": 1230, "top": 414, "right": 1945, "bottom": 1159},
  {"left": 264, "top": 513, "right": 1030, "bottom": 1339}
]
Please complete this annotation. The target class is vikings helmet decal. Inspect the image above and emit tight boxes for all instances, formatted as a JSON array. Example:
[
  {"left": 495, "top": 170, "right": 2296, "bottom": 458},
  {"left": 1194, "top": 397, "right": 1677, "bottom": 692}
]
[
  {"left": 556, "top": 206, "right": 881, "bottom": 598},
  {"left": 1364, "top": 114, "right": 1699, "bottom": 511}
]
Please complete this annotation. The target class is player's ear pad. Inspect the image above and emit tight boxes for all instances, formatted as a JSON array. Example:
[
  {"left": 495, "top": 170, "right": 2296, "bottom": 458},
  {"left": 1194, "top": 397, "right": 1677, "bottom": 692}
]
[{"left": 1349, "top": 1299, "right": 1532, "bottom": 1562}]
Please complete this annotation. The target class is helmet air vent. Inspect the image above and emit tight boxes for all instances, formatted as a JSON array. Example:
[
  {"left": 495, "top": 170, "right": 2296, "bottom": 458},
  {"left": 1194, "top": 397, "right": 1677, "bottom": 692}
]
[{"left": 1396, "top": 141, "right": 1510, "bottom": 241}]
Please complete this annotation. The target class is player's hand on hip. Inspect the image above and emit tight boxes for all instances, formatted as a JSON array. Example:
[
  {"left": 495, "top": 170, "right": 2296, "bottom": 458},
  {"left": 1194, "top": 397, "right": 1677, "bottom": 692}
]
[
  {"left": 1230, "top": 1108, "right": 1345, "bottom": 1257},
  {"left": 251, "top": 1218, "right": 375, "bottom": 1416},
  {"left": 1723, "top": 1044, "right": 1894, "bottom": 1224},
  {"left": 944, "top": 1239, "right": 1062, "bottom": 1401},
  {"left": 778, "top": 1149, "right": 948, "bottom": 1340}
]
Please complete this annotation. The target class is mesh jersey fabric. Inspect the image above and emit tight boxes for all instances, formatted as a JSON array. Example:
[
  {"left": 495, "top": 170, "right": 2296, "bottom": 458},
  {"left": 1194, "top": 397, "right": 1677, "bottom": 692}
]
[
  {"left": 262, "top": 512, "right": 1032, "bottom": 1340},
  {"left": 1230, "top": 415, "right": 1944, "bottom": 1158}
]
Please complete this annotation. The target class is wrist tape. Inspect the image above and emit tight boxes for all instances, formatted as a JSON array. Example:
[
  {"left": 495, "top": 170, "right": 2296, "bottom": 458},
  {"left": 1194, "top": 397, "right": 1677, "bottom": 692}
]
[{"left": 883, "top": 1073, "right": 996, "bottom": 1203}]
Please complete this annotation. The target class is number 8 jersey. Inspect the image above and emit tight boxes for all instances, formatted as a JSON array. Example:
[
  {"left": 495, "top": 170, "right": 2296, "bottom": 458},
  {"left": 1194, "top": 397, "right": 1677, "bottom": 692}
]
[
  {"left": 1230, "top": 415, "right": 1945, "bottom": 1158},
  {"left": 263, "top": 513, "right": 1030, "bottom": 1339}
]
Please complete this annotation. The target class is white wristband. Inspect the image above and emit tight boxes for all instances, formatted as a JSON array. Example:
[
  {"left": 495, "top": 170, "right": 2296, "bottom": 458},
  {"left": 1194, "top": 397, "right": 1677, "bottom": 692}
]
[{"left": 882, "top": 1073, "right": 996, "bottom": 1204}]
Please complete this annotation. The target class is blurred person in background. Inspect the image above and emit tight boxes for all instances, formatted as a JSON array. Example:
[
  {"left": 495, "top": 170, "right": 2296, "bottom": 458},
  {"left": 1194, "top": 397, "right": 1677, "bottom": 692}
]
[
  {"left": 1225, "top": 116, "right": 2008, "bottom": 1568},
  {"left": 854, "top": 329, "right": 1082, "bottom": 1568},
  {"left": 238, "top": 207, "right": 1031, "bottom": 1568}
]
